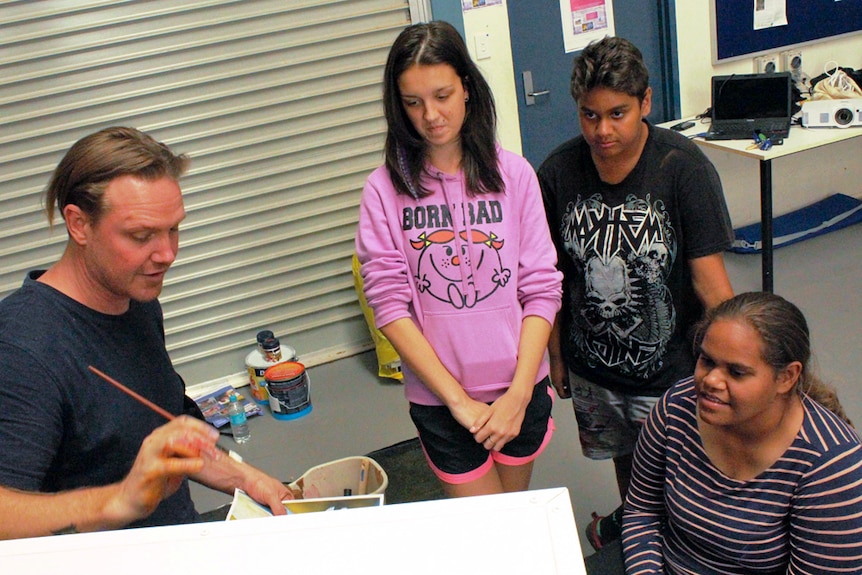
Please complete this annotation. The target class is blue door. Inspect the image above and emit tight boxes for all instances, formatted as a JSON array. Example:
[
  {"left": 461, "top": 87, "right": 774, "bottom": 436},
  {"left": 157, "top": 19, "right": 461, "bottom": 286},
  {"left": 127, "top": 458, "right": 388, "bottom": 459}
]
[{"left": 508, "top": 0, "right": 679, "bottom": 168}]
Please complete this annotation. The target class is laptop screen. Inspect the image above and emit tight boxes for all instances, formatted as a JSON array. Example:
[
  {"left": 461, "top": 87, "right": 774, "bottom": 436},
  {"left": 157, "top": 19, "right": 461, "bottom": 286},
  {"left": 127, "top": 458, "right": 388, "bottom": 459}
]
[{"left": 711, "top": 73, "right": 792, "bottom": 121}]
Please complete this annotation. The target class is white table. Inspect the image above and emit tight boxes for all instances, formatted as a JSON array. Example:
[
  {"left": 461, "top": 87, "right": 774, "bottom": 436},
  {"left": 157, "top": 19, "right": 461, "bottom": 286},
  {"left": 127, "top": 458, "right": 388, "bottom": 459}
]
[
  {"left": 662, "top": 120, "right": 862, "bottom": 291},
  {"left": 0, "top": 487, "right": 585, "bottom": 575}
]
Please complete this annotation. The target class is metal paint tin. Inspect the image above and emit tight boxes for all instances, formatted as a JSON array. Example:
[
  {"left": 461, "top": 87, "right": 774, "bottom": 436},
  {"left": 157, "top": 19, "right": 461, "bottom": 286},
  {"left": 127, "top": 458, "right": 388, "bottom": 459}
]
[{"left": 264, "top": 361, "right": 312, "bottom": 420}]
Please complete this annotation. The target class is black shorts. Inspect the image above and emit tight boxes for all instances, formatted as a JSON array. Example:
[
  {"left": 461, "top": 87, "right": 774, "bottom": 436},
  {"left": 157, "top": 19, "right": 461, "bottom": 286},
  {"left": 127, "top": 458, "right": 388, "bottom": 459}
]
[{"left": 409, "top": 377, "right": 554, "bottom": 484}]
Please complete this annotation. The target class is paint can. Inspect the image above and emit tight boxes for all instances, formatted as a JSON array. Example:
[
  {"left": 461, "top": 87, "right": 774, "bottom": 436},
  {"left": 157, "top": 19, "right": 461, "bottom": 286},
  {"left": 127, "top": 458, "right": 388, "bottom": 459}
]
[
  {"left": 245, "top": 333, "right": 296, "bottom": 405},
  {"left": 264, "top": 361, "right": 312, "bottom": 420}
]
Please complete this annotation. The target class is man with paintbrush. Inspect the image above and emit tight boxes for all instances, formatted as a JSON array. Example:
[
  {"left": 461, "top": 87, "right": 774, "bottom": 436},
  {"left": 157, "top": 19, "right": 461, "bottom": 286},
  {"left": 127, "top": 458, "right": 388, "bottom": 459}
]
[{"left": 0, "top": 127, "right": 291, "bottom": 539}]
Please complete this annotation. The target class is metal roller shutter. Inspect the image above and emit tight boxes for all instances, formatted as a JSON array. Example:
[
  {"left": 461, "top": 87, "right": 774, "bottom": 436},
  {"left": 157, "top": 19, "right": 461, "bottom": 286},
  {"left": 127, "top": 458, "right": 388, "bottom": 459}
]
[{"left": 0, "top": 0, "right": 418, "bottom": 385}]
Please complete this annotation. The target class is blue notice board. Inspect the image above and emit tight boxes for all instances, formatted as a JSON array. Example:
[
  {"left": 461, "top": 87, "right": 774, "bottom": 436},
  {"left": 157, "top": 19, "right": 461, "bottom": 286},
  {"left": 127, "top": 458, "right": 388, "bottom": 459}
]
[{"left": 714, "top": 0, "right": 862, "bottom": 61}]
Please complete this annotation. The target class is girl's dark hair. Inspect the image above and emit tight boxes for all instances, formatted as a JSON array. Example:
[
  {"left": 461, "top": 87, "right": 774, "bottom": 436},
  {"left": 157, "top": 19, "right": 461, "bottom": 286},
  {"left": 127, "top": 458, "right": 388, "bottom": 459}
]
[
  {"left": 382, "top": 21, "right": 502, "bottom": 198},
  {"left": 570, "top": 36, "right": 649, "bottom": 103},
  {"left": 694, "top": 292, "right": 853, "bottom": 427}
]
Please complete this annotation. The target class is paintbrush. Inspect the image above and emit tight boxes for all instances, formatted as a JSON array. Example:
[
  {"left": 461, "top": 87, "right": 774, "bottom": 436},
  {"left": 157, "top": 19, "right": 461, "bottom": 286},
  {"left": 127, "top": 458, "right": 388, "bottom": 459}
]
[
  {"left": 88, "top": 365, "right": 175, "bottom": 421},
  {"left": 88, "top": 365, "right": 239, "bottom": 457}
]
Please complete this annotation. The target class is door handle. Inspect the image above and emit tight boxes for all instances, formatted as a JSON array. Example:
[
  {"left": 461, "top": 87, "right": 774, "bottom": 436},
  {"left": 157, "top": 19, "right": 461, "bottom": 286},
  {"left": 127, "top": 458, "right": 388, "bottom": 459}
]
[{"left": 523, "top": 70, "right": 549, "bottom": 106}]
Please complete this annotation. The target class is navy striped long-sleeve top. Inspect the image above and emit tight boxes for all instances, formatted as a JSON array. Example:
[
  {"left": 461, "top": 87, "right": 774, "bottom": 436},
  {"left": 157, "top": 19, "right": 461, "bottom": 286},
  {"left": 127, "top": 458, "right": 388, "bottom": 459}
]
[{"left": 623, "top": 377, "right": 862, "bottom": 575}]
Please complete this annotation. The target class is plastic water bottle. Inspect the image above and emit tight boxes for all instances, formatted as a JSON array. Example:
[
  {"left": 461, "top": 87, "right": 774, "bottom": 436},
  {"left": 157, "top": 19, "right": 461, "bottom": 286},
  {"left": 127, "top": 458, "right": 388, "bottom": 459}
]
[{"left": 227, "top": 393, "right": 251, "bottom": 444}]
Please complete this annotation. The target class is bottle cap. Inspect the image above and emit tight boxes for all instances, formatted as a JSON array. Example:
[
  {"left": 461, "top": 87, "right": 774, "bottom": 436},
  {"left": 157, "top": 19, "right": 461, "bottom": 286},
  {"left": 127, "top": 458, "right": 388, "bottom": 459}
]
[
  {"left": 256, "top": 330, "right": 275, "bottom": 347},
  {"left": 229, "top": 393, "right": 239, "bottom": 402}
]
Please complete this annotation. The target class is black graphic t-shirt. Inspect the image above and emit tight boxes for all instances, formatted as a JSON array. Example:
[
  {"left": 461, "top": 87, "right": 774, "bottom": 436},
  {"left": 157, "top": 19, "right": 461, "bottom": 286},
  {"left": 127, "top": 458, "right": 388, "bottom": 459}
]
[{"left": 539, "top": 123, "right": 732, "bottom": 395}]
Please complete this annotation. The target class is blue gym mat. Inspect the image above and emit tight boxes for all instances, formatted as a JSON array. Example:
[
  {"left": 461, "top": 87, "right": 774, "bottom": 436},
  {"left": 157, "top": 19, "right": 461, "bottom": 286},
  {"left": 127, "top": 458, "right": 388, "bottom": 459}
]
[{"left": 730, "top": 193, "right": 862, "bottom": 253}]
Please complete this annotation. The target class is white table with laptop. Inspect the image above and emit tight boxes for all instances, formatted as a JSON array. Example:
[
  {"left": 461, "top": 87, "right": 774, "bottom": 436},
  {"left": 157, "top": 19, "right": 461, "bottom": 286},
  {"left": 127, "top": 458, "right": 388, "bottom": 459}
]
[{"left": 662, "top": 72, "right": 862, "bottom": 292}]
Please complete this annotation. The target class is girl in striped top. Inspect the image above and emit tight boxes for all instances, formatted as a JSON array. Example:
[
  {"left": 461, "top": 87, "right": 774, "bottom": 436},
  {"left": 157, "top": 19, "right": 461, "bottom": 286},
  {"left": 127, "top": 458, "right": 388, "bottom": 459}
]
[{"left": 623, "top": 292, "right": 862, "bottom": 574}]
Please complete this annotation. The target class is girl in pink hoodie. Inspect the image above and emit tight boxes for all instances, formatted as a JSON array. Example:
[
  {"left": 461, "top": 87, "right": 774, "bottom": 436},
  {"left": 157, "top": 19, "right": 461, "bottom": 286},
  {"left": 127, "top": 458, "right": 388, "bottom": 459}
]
[{"left": 356, "top": 21, "right": 562, "bottom": 497}]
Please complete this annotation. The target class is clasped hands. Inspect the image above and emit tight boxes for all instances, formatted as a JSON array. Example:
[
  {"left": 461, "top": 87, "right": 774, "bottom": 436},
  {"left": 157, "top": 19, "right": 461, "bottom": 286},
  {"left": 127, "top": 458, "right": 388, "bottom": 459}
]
[{"left": 454, "top": 389, "right": 529, "bottom": 452}]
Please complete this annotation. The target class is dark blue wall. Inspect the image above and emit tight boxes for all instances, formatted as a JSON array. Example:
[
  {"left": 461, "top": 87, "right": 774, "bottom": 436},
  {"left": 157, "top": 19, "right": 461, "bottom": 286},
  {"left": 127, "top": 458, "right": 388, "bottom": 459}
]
[{"left": 429, "top": 0, "right": 464, "bottom": 36}]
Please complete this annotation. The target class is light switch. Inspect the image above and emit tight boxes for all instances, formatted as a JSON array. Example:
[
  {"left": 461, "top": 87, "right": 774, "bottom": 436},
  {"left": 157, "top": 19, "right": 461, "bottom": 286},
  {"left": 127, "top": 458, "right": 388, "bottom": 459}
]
[{"left": 474, "top": 32, "right": 491, "bottom": 60}]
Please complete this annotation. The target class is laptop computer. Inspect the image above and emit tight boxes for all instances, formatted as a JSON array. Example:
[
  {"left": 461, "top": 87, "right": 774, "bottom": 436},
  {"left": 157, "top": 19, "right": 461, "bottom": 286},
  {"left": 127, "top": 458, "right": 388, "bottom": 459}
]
[{"left": 705, "top": 72, "right": 793, "bottom": 140}]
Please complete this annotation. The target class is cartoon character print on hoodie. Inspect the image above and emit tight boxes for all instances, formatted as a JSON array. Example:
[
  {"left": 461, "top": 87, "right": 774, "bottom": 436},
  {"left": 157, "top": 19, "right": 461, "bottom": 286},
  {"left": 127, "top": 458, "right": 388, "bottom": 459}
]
[{"left": 412, "top": 227, "right": 510, "bottom": 309}]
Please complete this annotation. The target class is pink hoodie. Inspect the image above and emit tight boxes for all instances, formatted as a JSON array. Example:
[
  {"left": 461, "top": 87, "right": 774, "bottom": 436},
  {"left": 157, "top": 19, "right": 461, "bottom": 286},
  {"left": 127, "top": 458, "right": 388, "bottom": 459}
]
[{"left": 356, "top": 147, "right": 562, "bottom": 406}]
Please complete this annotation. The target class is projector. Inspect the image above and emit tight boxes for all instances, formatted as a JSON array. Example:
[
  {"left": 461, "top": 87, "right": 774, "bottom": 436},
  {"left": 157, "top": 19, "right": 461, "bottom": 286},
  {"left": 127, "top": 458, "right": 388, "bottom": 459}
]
[{"left": 801, "top": 98, "right": 862, "bottom": 128}]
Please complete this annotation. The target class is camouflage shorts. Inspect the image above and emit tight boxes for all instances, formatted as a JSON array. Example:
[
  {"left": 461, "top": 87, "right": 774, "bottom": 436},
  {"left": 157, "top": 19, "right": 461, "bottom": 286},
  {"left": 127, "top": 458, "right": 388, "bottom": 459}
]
[{"left": 567, "top": 371, "right": 659, "bottom": 460}]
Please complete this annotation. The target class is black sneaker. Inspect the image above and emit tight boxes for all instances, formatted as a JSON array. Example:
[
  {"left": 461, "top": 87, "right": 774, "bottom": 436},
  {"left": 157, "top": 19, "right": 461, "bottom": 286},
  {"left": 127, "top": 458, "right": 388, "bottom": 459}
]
[{"left": 585, "top": 509, "right": 622, "bottom": 551}]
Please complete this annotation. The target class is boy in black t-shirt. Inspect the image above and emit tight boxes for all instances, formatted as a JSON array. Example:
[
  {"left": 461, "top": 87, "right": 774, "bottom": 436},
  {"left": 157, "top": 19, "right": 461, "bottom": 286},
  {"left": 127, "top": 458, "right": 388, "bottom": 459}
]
[{"left": 538, "top": 37, "right": 734, "bottom": 550}]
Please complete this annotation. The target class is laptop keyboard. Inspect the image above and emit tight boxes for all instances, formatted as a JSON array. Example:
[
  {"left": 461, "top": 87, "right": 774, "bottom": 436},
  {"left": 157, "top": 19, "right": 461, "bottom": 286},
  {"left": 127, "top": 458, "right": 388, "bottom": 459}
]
[{"left": 711, "top": 120, "right": 789, "bottom": 136}]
